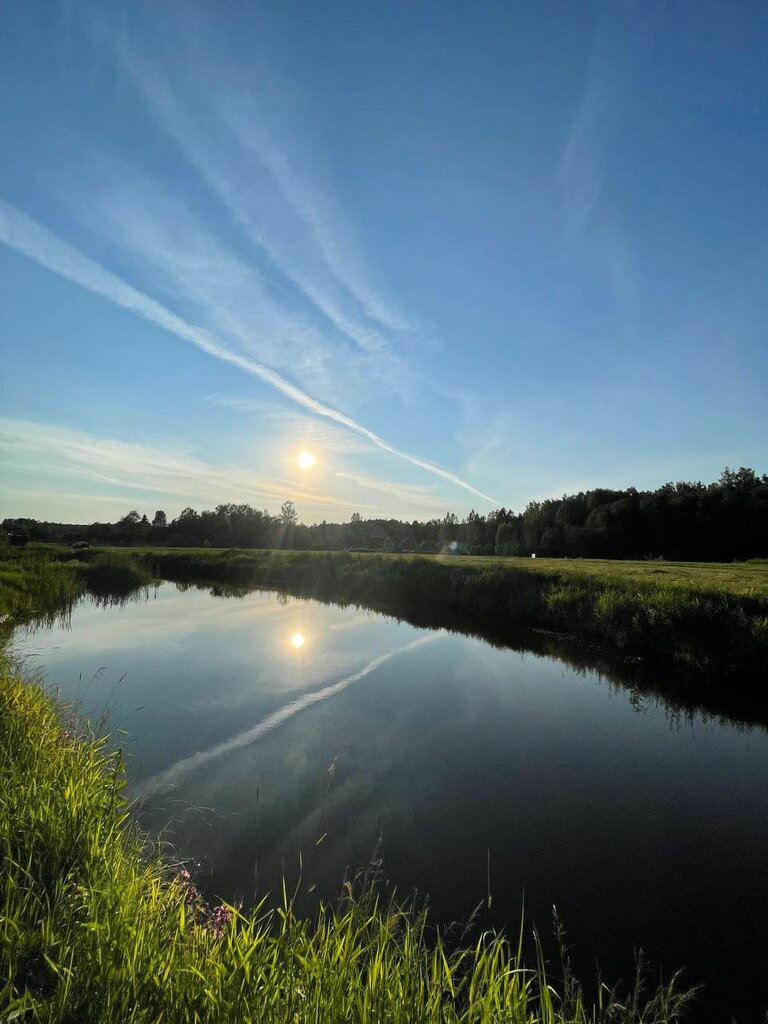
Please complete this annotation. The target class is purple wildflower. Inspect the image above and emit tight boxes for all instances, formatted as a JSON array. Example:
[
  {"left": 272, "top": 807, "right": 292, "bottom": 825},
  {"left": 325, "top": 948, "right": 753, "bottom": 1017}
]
[
  {"left": 209, "top": 903, "right": 233, "bottom": 940},
  {"left": 177, "top": 867, "right": 201, "bottom": 906}
]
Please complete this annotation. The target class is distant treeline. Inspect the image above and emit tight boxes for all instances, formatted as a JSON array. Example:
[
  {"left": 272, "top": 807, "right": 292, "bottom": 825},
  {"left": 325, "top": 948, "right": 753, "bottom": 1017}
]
[{"left": 4, "top": 466, "right": 767, "bottom": 562}]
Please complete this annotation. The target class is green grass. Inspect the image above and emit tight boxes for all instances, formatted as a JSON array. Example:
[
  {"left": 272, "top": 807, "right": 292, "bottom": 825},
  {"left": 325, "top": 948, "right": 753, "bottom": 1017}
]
[
  {"left": 440, "top": 555, "right": 768, "bottom": 598},
  {"left": 0, "top": 546, "right": 156, "bottom": 630},
  {"left": 73, "top": 546, "right": 768, "bottom": 679},
  {"left": 5, "top": 544, "right": 768, "bottom": 677},
  {"left": 0, "top": 547, "right": 81, "bottom": 628},
  {"left": 0, "top": 651, "right": 694, "bottom": 1022},
  {"left": 78, "top": 551, "right": 154, "bottom": 600},
  {"left": 38, "top": 545, "right": 768, "bottom": 595}
]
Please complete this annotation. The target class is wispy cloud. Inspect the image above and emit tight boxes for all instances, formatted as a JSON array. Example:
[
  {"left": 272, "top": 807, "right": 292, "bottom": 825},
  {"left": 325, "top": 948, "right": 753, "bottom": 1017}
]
[
  {"left": 208, "top": 397, "right": 371, "bottom": 455},
  {"left": 0, "top": 198, "right": 497, "bottom": 503},
  {"left": 224, "top": 104, "right": 413, "bottom": 336},
  {"left": 334, "top": 471, "right": 448, "bottom": 513},
  {"left": 558, "top": 0, "right": 646, "bottom": 235},
  {"left": 70, "top": 169, "right": 391, "bottom": 407},
  {"left": 115, "top": 39, "right": 414, "bottom": 384},
  {"left": 2, "top": 488, "right": 162, "bottom": 510},
  {"left": 211, "top": 399, "right": 463, "bottom": 512},
  {"left": 0, "top": 417, "right": 359, "bottom": 514}
]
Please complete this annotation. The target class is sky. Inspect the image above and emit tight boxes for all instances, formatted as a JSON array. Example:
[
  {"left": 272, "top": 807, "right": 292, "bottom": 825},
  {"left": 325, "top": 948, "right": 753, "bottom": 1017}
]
[{"left": 1, "top": 0, "right": 766, "bottom": 525}]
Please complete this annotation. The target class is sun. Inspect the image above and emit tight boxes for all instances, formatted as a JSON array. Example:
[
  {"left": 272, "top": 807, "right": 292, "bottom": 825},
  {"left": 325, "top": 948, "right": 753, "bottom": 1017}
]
[
  {"left": 296, "top": 450, "right": 317, "bottom": 471},
  {"left": 289, "top": 631, "right": 306, "bottom": 649}
]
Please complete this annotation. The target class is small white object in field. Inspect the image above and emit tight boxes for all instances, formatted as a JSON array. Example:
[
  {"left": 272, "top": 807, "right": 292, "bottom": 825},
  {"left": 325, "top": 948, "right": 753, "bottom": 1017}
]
[{"left": 531, "top": 553, "right": 536, "bottom": 558}]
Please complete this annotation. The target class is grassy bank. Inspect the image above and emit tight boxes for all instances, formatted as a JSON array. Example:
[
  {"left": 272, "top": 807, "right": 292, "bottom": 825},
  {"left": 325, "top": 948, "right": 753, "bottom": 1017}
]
[
  {"left": 0, "top": 549, "right": 81, "bottom": 627},
  {"left": 5, "top": 542, "right": 768, "bottom": 680},
  {"left": 93, "top": 547, "right": 768, "bottom": 679},
  {"left": 54, "top": 546, "right": 768, "bottom": 594},
  {"left": 0, "top": 652, "right": 691, "bottom": 1022},
  {"left": 0, "top": 547, "right": 155, "bottom": 630}
]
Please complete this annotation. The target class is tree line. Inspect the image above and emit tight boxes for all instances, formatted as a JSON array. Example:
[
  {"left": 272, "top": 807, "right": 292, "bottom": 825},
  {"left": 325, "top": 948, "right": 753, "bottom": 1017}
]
[{"left": 4, "top": 467, "right": 767, "bottom": 562}]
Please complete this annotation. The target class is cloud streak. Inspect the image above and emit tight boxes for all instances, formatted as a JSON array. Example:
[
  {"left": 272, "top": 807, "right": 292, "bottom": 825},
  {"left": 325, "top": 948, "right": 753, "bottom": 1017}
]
[
  {"left": 0, "top": 198, "right": 497, "bottom": 503},
  {"left": 73, "top": 172, "right": 378, "bottom": 408},
  {"left": 334, "top": 471, "right": 448, "bottom": 513},
  {"left": 225, "top": 105, "right": 413, "bottom": 336},
  {"left": 0, "top": 417, "right": 360, "bottom": 514},
  {"left": 118, "top": 44, "right": 411, "bottom": 375},
  {"left": 208, "top": 397, "right": 371, "bottom": 455},
  {"left": 558, "top": 0, "right": 646, "bottom": 235}
]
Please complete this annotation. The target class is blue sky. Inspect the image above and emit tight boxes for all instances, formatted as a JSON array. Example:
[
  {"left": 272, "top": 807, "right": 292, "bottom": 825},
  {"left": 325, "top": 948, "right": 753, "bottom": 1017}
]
[{"left": 1, "top": 0, "right": 766, "bottom": 524}]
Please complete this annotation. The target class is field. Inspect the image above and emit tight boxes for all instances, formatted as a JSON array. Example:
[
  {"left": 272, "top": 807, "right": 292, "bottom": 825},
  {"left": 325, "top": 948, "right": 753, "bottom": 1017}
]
[{"left": 438, "top": 554, "right": 768, "bottom": 596}]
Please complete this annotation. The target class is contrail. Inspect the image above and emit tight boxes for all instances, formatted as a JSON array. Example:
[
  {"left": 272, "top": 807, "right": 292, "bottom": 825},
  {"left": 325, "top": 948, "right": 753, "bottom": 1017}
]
[
  {"left": 0, "top": 199, "right": 498, "bottom": 504},
  {"left": 133, "top": 632, "right": 444, "bottom": 798},
  {"left": 119, "top": 43, "right": 412, "bottom": 349}
]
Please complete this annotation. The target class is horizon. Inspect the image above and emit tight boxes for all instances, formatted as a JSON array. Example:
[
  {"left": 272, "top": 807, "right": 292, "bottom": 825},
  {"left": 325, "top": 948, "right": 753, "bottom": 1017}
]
[
  {"left": 1, "top": 2, "right": 767, "bottom": 523},
  {"left": 3, "top": 463, "right": 765, "bottom": 531}
]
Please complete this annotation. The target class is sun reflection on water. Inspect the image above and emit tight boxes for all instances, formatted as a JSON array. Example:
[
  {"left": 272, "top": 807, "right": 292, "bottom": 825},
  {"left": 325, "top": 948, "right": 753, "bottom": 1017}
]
[{"left": 289, "top": 631, "right": 306, "bottom": 650}]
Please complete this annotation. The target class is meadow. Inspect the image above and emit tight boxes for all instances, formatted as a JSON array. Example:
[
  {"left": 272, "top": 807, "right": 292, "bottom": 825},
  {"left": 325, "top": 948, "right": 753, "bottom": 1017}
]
[{"left": 437, "top": 554, "right": 768, "bottom": 597}]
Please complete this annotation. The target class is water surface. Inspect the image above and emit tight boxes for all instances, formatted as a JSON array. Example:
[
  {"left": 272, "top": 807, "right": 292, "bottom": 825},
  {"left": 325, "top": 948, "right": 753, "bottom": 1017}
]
[{"left": 13, "top": 582, "right": 768, "bottom": 1022}]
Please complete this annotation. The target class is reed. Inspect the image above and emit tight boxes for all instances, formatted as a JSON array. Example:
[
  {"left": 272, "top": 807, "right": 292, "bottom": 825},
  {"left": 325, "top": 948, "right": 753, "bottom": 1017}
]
[
  {"left": 4, "top": 544, "right": 767, "bottom": 677},
  {"left": 0, "top": 547, "right": 81, "bottom": 628},
  {"left": 129, "top": 548, "right": 768, "bottom": 679}
]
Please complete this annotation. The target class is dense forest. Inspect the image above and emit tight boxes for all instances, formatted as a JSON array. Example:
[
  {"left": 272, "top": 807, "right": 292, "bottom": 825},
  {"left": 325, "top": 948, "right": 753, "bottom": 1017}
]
[{"left": 4, "top": 467, "right": 767, "bottom": 562}]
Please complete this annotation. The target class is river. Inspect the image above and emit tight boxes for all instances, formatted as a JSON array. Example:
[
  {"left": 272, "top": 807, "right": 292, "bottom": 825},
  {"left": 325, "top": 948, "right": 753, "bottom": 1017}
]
[{"left": 12, "top": 580, "right": 768, "bottom": 1021}]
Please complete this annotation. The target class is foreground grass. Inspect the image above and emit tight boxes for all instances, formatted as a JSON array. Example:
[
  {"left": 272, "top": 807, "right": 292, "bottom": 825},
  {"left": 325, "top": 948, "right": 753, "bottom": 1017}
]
[
  {"left": 71, "top": 546, "right": 768, "bottom": 679},
  {"left": 0, "top": 653, "right": 692, "bottom": 1023}
]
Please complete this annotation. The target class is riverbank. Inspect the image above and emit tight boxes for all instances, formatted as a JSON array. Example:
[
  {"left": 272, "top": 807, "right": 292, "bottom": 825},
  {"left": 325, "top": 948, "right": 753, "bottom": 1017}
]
[
  {"left": 4, "top": 542, "right": 768, "bottom": 697},
  {"left": 0, "top": 647, "right": 691, "bottom": 1023},
  {"left": 50, "top": 546, "right": 768, "bottom": 680}
]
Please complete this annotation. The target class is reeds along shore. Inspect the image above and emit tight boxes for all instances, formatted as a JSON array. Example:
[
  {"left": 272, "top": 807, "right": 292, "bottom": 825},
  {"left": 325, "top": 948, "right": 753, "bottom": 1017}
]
[
  {"left": 0, "top": 649, "right": 693, "bottom": 1023},
  {"left": 3, "top": 544, "right": 768, "bottom": 678},
  {"left": 94, "top": 546, "right": 768, "bottom": 679}
]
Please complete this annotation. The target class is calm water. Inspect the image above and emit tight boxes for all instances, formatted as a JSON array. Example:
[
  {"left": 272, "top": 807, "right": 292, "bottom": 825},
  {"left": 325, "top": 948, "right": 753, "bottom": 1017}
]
[{"left": 12, "top": 583, "right": 768, "bottom": 1021}]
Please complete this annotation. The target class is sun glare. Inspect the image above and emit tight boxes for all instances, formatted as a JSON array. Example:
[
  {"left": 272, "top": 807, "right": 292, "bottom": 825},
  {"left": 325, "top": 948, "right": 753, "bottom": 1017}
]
[
  {"left": 296, "top": 450, "right": 317, "bottom": 471},
  {"left": 289, "top": 631, "right": 306, "bottom": 649}
]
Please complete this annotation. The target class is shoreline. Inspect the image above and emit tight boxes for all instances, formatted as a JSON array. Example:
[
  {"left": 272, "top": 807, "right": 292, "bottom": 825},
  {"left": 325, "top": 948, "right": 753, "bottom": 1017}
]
[{"left": 97, "top": 546, "right": 768, "bottom": 681}]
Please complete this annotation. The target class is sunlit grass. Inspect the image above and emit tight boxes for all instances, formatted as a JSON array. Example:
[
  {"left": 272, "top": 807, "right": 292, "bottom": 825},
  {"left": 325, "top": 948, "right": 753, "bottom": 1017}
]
[
  {"left": 0, "top": 546, "right": 81, "bottom": 627},
  {"left": 67, "top": 546, "right": 768, "bottom": 596},
  {"left": 0, "top": 547, "right": 156, "bottom": 632},
  {"left": 95, "top": 546, "right": 768, "bottom": 678},
  {"left": 0, "top": 653, "right": 694, "bottom": 1022},
  {"left": 4, "top": 545, "right": 768, "bottom": 677}
]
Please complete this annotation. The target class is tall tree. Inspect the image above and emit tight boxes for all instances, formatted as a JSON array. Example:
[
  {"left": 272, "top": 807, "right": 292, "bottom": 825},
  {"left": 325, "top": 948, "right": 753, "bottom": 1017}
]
[{"left": 280, "top": 500, "right": 298, "bottom": 527}]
